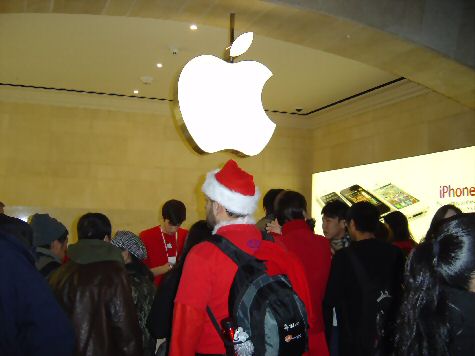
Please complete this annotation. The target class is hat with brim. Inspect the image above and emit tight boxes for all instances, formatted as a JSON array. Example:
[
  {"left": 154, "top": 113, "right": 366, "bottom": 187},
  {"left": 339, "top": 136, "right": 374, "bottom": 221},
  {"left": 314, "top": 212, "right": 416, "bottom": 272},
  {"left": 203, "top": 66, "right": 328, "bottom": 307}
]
[{"left": 111, "top": 230, "right": 147, "bottom": 260}]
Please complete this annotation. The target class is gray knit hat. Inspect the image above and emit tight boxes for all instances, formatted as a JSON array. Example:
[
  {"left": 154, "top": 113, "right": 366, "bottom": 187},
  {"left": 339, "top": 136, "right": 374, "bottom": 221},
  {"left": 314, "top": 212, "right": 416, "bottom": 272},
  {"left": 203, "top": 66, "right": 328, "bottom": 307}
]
[
  {"left": 111, "top": 230, "right": 147, "bottom": 260},
  {"left": 30, "top": 213, "right": 68, "bottom": 247}
]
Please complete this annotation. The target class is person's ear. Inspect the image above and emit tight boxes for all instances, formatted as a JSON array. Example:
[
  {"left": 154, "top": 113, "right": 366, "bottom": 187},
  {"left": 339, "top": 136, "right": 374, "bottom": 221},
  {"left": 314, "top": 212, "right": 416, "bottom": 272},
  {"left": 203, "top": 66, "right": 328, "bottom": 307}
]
[
  {"left": 469, "top": 274, "right": 475, "bottom": 293},
  {"left": 121, "top": 250, "right": 130, "bottom": 263},
  {"left": 339, "top": 218, "right": 347, "bottom": 229},
  {"left": 214, "top": 202, "right": 227, "bottom": 217},
  {"left": 349, "top": 219, "right": 355, "bottom": 230},
  {"left": 103, "top": 235, "right": 111, "bottom": 242}
]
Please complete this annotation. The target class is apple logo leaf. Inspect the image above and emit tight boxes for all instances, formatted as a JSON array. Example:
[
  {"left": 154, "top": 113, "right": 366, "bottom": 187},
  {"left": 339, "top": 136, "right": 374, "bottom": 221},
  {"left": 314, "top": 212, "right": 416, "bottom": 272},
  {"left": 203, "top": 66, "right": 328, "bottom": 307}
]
[{"left": 230, "top": 32, "right": 253, "bottom": 58}]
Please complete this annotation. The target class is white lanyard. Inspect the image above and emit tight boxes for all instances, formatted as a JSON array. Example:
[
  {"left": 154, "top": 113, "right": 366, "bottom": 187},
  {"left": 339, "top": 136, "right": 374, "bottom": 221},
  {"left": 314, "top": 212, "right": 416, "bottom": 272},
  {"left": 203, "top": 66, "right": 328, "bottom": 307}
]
[{"left": 161, "top": 229, "right": 178, "bottom": 263}]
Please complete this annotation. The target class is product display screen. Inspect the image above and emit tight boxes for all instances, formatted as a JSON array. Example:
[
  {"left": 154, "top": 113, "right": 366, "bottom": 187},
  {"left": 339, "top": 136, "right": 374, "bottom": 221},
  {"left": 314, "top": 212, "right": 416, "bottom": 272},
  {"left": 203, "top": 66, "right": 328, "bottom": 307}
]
[
  {"left": 340, "top": 185, "right": 390, "bottom": 215},
  {"left": 311, "top": 146, "right": 475, "bottom": 241},
  {"left": 374, "top": 183, "right": 419, "bottom": 210}
]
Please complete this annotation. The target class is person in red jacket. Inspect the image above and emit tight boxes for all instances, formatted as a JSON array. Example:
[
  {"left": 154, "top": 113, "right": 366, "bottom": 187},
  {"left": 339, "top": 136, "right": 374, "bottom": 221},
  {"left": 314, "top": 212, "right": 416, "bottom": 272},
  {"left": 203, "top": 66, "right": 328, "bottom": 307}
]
[
  {"left": 169, "top": 160, "right": 316, "bottom": 356},
  {"left": 140, "top": 200, "right": 188, "bottom": 286},
  {"left": 276, "top": 190, "right": 332, "bottom": 356},
  {"left": 383, "top": 211, "right": 417, "bottom": 257}
]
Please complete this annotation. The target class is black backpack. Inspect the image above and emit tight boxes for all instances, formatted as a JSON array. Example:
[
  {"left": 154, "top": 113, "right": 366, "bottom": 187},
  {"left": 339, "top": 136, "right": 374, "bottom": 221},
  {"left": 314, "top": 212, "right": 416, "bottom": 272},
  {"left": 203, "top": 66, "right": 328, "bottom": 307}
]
[
  {"left": 347, "top": 250, "right": 396, "bottom": 356},
  {"left": 207, "top": 234, "right": 309, "bottom": 356}
]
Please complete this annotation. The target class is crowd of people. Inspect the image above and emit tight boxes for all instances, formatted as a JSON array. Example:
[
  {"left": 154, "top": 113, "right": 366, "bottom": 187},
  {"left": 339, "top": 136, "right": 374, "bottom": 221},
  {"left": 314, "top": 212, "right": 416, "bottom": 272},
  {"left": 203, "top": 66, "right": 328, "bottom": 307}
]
[{"left": 0, "top": 160, "right": 473, "bottom": 356}]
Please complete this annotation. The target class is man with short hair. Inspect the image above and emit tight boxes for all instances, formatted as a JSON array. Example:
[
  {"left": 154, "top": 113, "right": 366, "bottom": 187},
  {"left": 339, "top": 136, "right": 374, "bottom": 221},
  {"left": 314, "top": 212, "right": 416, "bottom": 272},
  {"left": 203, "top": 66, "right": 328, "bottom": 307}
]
[
  {"left": 49, "top": 213, "right": 142, "bottom": 356},
  {"left": 255, "top": 188, "right": 284, "bottom": 232},
  {"left": 30, "top": 213, "right": 68, "bottom": 278},
  {"left": 323, "top": 202, "right": 404, "bottom": 356},
  {"left": 321, "top": 200, "right": 351, "bottom": 355},
  {"left": 169, "top": 160, "right": 315, "bottom": 356},
  {"left": 321, "top": 200, "right": 351, "bottom": 255},
  {"left": 140, "top": 199, "right": 188, "bottom": 286}
]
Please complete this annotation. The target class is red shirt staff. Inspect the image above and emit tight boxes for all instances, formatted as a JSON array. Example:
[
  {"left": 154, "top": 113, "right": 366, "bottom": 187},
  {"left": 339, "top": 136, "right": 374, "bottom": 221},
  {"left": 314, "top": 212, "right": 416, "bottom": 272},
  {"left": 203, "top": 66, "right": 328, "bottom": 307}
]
[{"left": 140, "top": 199, "right": 188, "bottom": 286}]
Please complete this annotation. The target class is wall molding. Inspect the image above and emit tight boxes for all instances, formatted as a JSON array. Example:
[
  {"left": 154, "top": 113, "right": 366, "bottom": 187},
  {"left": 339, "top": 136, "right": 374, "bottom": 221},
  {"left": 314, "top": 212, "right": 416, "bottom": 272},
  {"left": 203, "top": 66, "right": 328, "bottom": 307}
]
[
  {"left": 308, "top": 79, "right": 432, "bottom": 128},
  {"left": 0, "top": 85, "right": 316, "bottom": 129},
  {"left": 0, "top": 85, "right": 173, "bottom": 116},
  {"left": 0, "top": 80, "right": 433, "bottom": 130}
]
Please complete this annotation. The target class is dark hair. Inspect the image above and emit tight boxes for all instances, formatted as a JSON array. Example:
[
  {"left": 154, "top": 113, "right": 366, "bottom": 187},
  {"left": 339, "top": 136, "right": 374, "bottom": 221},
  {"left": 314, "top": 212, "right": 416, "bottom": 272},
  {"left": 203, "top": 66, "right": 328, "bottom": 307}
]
[
  {"left": 162, "top": 200, "right": 186, "bottom": 226},
  {"left": 374, "top": 221, "right": 390, "bottom": 242},
  {"left": 346, "top": 201, "right": 380, "bottom": 233},
  {"left": 321, "top": 200, "right": 349, "bottom": 220},
  {"left": 128, "top": 253, "right": 154, "bottom": 282},
  {"left": 175, "top": 220, "right": 212, "bottom": 270},
  {"left": 384, "top": 211, "right": 413, "bottom": 242},
  {"left": 182, "top": 220, "right": 212, "bottom": 258},
  {"left": 262, "top": 189, "right": 284, "bottom": 215},
  {"left": 394, "top": 213, "right": 475, "bottom": 356},
  {"left": 275, "top": 190, "right": 315, "bottom": 230},
  {"left": 0, "top": 214, "right": 33, "bottom": 248},
  {"left": 426, "top": 205, "right": 463, "bottom": 241},
  {"left": 77, "top": 213, "right": 111, "bottom": 240}
]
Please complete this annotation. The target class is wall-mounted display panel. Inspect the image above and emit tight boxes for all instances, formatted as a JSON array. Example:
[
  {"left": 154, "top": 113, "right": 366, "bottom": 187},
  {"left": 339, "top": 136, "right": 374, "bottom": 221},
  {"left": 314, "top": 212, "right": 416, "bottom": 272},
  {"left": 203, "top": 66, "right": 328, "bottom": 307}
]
[{"left": 312, "top": 146, "right": 475, "bottom": 241}]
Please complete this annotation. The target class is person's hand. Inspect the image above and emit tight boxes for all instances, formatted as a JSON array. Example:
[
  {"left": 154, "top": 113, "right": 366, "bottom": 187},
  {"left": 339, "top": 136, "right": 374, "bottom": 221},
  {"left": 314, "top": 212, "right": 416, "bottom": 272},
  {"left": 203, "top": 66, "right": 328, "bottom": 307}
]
[
  {"left": 266, "top": 218, "right": 282, "bottom": 235},
  {"left": 151, "top": 263, "right": 173, "bottom": 276}
]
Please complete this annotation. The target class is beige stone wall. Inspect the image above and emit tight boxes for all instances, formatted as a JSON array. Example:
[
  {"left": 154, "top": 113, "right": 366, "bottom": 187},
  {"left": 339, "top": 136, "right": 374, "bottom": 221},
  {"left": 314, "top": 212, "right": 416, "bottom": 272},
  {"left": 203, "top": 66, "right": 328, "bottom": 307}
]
[
  {"left": 1, "top": 83, "right": 474, "bottom": 242},
  {"left": 311, "top": 87, "right": 475, "bottom": 173},
  {"left": 0, "top": 99, "right": 312, "bottom": 242}
]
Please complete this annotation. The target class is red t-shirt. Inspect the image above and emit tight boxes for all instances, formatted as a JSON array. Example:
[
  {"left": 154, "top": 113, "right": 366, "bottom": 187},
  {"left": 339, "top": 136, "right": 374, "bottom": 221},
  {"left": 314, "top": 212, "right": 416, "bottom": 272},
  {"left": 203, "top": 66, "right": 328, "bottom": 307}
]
[
  {"left": 174, "top": 223, "right": 315, "bottom": 354},
  {"left": 140, "top": 225, "right": 188, "bottom": 286}
]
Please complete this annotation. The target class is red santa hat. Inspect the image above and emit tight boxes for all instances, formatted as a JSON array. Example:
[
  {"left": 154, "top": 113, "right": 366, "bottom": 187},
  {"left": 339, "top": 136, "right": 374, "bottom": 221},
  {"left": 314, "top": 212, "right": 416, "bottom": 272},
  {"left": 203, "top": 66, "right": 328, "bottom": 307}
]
[{"left": 202, "top": 160, "right": 260, "bottom": 216}]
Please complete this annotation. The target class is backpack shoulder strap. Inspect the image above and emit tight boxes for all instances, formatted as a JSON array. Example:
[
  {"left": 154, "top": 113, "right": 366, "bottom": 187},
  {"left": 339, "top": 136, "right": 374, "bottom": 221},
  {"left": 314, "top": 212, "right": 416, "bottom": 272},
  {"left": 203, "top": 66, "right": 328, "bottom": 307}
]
[
  {"left": 261, "top": 230, "right": 275, "bottom": 242},
  {"left": 208, "top": 234, "right": 256, "bottom": 267},
  {"left": 206, "top": 306, "right": 235, "bottom": 349},
  {"left": 206, "top": 306, "right": 223, "bottom": 338}
]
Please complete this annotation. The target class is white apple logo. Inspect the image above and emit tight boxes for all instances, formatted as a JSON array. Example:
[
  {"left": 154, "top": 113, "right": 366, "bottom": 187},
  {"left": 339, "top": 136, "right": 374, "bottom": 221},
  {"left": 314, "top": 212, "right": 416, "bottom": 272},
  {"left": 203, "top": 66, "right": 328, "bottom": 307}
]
[{"left": 178, "top": 32, "right": 276, "bottom": 156}]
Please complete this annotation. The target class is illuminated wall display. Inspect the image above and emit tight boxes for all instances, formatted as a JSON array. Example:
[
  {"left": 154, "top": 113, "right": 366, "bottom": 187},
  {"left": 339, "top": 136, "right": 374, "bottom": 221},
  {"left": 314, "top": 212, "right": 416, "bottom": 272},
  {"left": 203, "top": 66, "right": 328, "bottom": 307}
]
[
  {"left": 177, "top": 32, "right": 276, "bottom": 156},
  {"left": 312, "top": 146, "right": 475, "bottom": 241}
]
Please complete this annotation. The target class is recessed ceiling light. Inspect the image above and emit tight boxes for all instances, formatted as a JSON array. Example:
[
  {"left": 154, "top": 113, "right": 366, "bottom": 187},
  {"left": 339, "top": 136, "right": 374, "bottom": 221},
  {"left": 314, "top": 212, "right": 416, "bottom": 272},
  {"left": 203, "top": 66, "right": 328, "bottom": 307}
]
[
  {"left": 190, "top": 24, "right": 198, "bottom": 31},
  {"left": 133, "top": 89, "right": 139, "bottom": 94},
  {"left": 156, "top": 63, "right": 163, "bottom": 68}
]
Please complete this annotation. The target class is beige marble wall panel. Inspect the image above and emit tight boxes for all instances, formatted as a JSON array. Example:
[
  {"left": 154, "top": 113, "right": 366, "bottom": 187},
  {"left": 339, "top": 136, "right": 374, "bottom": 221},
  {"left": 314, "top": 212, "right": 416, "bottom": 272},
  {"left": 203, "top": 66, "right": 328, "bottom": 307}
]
[
  {"left": 311, "top": 90, "right": 475, "bottom": 173},
  {"left": 0, "top": 100, "right": 312, "bottom": 241}
]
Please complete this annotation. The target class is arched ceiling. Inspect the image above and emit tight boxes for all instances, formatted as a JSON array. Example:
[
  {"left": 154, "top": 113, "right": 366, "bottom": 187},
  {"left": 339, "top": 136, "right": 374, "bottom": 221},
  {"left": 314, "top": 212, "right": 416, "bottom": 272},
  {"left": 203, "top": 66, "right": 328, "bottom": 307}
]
[
  {"left": 0, "top": 0, "right": 473, "bottom": 113},
  {"left": 274, "top": 0, "right": 475, "bottom": 69}
]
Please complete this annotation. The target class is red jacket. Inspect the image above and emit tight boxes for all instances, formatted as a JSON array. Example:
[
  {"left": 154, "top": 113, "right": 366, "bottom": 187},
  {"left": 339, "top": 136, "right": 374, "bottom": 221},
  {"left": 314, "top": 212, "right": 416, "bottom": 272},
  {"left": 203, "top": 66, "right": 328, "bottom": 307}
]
[
  {"left": 281, "top": 219, "right": 332, "bottom": 356},
  {"left": 392, "top": 239, "right": 417, "bottom": 256},
  {"left": 170, "top": 223, "right": 316, "bottom": 356}
]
